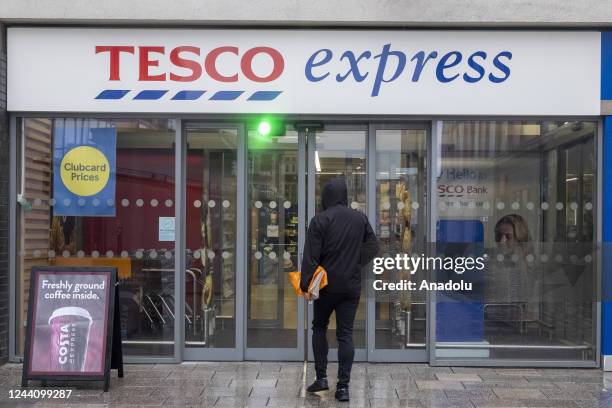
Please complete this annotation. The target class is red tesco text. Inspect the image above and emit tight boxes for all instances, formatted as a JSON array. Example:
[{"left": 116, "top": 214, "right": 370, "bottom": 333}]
[{"left": 95, "top": 45, "right": 284, "bottom": 82}]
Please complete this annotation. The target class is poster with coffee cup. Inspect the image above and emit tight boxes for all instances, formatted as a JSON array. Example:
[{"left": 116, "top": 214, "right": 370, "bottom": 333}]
[{"left": 23, "top": 267, "right": 121, "bottom": 388}]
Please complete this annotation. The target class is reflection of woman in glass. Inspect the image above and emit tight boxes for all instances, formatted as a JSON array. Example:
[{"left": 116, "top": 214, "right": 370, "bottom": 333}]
[
  {"left": 495, "top": 214, "right": 530, "bottom": 251},
  {"left": 488, "top": 214, "right": 536, "bottom": 325}
]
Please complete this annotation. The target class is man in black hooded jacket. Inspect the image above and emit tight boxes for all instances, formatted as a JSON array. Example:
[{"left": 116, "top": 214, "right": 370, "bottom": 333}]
[{"left": 300, "top": 178, "right": 379, "bottom": 402}]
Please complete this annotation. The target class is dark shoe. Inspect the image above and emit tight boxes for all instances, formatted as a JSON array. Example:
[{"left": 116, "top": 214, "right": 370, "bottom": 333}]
[
  {"left": 306, "top": 378, "right": 329, "bottom": 392},
  {"left": 335, "top": 386, "right": 349, "bottom": 402}
]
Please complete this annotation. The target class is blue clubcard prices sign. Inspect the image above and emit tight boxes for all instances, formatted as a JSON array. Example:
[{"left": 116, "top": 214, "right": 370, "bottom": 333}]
[{"left": 53, "top": 127, "right": 116, "bottom": 217}]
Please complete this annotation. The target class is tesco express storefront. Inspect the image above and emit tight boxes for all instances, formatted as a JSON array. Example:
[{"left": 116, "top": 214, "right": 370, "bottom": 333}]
[{"left": 6, "top": 27, "right": 612, "bottom": 367}]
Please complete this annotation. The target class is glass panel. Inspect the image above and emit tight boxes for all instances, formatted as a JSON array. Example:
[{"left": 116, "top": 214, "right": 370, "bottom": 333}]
[
  {"left": 314, "top": 129, "right": 367, "bottom": 349},
  {"left": 17, "top": 118, "right": 176, "bottom": 357},
  {"left": 581, "top": 138, "right": 595, "bottom": 244},
  {"left": 375, "top": 129, "right": 427, "bottom": 349},
  {"left": 434, "top": 120, "right": 597, "bottom": 361},
  {"left": 185, "top": 127, "right": 238, "bottom": 348},
  {"left": 565, "top": 145, "right": 581, "bottom": 242},
  {"left": 247, "top": 128, "right": 299, "bottom": 348}
]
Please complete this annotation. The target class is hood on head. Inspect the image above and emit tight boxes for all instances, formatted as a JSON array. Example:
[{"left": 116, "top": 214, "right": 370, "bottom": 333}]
[{"left": 321, "top": 178, "right": 348, "bottom": 210}]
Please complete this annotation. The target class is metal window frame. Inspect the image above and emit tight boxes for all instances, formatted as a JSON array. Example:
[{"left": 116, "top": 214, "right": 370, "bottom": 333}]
[
  {"left": 174, "top": 118, "right": 184, "bottom": 363},
  {"left": 8, "top": 115, "right": 17, "bottom": 362},
  {"left": 597, "top": 118, "right": 603, "bottom": 368},
  {"left": 428, "top": 120, "right": 442, "bottom": 367}
]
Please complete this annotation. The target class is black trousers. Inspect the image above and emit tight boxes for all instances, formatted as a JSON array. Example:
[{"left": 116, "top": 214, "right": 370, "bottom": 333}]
[{"left": 312, "top": 291, "right": 360, "bottom": 386}]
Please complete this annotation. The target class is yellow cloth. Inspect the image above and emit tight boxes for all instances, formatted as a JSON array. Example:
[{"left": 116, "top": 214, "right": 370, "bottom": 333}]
[{"left": 289, "top": 265, "right": 328, "bottom": 299}]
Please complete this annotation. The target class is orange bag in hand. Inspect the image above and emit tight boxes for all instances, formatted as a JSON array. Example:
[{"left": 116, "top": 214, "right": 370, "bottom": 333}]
[{"left": 289, "top": 266, "right": 328, "bottom": 300}]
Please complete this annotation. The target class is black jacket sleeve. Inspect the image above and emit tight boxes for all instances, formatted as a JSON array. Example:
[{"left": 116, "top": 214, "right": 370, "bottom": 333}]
[
  {"left": 360, "top": 219, "right": 379, "bottom": 267},
  {"left": 300, "top": 216, "right": 325, "bottom": 292}
]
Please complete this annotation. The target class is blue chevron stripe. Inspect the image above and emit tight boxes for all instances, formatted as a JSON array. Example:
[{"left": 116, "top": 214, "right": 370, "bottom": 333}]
[
  {"left": 209, "top": 91, "right": 244, "bottom": 100},
  {"left": 133, "top": 90, "right": 168, "bottom": 100},
  {"left": 172, "top": 90, "right": 206, "bottom": 100},
  {"left": 96, "top": 89, "right": 284, "bottom": 101},
  {"left": 95, "top": 90, "right": 130, "bottom": 100},
  {"left": 247, "top": 91, "right": 282, "bottom": 101}
]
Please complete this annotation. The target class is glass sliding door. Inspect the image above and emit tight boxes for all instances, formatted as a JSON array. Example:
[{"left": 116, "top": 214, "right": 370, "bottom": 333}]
[
  {"left": 305, "top": 123, "right": 430, "bottom": 363},
  {"left": 183, "top": 124, "right": 243, "bottom": 360},
  {"left": 246, "top": 126, "right": 305, "bottom": 360},
  {"left": 307, "top": 125, "right": 368, "bottom": 361},
  {"left": 369, "top": 124, "right": 429, "bottom": 362}
]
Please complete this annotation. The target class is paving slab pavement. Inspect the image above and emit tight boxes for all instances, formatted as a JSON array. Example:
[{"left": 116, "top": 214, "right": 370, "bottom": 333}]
[{"left": 0, "top": 362, "right": 609, "bottom": 407}]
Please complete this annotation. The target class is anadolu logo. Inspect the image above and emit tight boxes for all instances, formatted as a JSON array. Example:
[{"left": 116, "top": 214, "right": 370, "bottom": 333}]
[{"left": 60, "top": 146, "right": 110, "bottom": 196}]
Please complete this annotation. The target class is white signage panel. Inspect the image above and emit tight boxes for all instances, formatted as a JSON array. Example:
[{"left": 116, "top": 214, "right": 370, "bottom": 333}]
[
  {"left": 7, "top": 28, "right": 600, "bottom": 115},
  {"left": 158, "top": 217, "right": 175, "bottom": 242}
]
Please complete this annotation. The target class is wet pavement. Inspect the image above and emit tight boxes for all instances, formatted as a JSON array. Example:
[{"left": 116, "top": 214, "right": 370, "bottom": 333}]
[{"left": 0, "top": 362, "right": 611, "bottom": 407}]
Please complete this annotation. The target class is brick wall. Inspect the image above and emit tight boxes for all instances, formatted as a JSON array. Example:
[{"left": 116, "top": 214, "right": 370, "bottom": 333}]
[{"left": 0, "top": 23, "right": 9, "bottom": 364}]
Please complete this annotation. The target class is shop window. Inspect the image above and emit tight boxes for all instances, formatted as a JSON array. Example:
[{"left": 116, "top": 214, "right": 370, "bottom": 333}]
[
  {"left": 435, "top": 120, "right": 597, "bottom": 361},
  {"left": 16, "top": 118, "right": 176, "bottom": 357}
]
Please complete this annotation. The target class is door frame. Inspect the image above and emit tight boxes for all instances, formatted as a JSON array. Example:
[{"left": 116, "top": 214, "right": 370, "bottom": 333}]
[
  {"left": 366, "top": 122, "right": 432, "bottom": 363},
  {"left": 179, "top": 120, "right": 432, "bottom": 362},
  {"left": 244, "top": 125, "right": 307, "bottom": 360},
  {"left": 305, "top": 123, "right": 369, "bottom": 362},
  {"left": 180, "top": 121, "right": 246, "bottom": 361}
]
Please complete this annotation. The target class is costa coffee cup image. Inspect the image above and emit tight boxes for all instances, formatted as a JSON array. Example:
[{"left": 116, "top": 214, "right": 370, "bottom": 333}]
[{"left": 48, "top": 306, "right": 93, "bottom": 372}]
